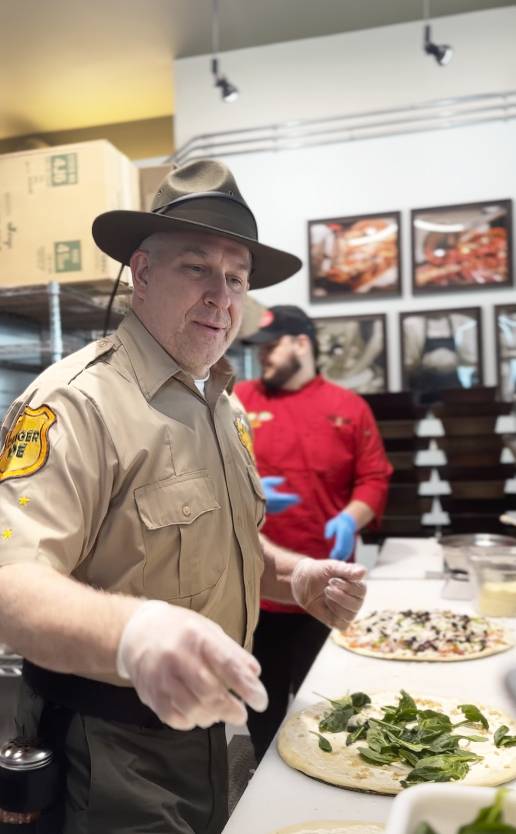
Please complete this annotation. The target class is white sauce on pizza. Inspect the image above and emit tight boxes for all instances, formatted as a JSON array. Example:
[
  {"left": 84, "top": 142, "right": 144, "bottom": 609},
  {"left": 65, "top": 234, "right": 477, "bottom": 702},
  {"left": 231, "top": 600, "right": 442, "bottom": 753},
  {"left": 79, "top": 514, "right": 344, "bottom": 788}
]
[
  {"left": 332, "top": 610, "right": 513, "bottom": 661},
  {"left": 278, "top": 691, "right": 516, "bottom": 795}
]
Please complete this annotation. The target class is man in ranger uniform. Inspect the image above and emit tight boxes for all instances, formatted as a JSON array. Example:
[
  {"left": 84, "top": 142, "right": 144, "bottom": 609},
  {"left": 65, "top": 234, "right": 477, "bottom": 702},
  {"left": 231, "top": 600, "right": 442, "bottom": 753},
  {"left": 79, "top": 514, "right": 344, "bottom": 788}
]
[
  {"left": 236, "top": 305, "right": 392, "bottom": 762},
  {"left": 0, "top": 161, "right": 367, "bottom": 834}
]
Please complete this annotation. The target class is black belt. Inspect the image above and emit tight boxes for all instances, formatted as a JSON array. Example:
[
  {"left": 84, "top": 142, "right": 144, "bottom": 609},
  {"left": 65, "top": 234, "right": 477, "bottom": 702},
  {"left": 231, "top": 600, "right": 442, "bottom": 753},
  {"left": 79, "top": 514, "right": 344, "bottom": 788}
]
[{"left": 23, "top": 661, "right": 165, "bottom": 729}]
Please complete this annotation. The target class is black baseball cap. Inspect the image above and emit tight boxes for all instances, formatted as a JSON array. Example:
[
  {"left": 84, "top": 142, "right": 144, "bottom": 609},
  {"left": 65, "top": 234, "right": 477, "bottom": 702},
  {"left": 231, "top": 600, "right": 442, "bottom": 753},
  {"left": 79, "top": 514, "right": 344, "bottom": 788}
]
[{"left": 242, "top": 305, "right": 316, "bottom": 345}]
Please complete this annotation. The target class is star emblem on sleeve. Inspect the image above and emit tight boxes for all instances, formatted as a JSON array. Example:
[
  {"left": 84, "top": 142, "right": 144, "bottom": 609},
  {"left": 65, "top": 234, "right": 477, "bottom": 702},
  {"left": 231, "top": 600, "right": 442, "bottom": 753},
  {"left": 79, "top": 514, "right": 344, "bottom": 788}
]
[
  {"left": 1, "top": 529, "right": 13, "bottom": 541},
  {"left": 18, "top": 496, "right": 30, "bottom": 506}
]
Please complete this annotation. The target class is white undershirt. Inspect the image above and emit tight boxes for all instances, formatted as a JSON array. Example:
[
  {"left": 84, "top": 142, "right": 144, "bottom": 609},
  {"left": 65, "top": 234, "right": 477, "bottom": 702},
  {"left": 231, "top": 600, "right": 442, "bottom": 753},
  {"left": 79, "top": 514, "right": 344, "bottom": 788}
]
[{"left": 193, "top": 374, "right": 210, "bottom": 395}]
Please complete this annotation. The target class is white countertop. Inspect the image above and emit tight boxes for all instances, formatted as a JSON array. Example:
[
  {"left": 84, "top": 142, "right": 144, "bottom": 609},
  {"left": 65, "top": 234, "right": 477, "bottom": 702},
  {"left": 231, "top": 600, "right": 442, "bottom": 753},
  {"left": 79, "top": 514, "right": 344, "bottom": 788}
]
[
  {"left": 370, "top": 538, "right": 443, "bottom": 580},
  {"left": 223, "top": 547, "right": 516, "bottom": 834}
]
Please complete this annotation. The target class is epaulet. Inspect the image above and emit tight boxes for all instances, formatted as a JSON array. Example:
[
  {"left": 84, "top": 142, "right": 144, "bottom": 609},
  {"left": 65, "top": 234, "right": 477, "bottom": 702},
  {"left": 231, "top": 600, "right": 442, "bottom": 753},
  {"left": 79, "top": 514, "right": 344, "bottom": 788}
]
[
  {"left": 63, "top": 335, "right": 118, "bottom": 385},
  {"left": 89, "top": 335, "right": 117, "bottom": 361}
]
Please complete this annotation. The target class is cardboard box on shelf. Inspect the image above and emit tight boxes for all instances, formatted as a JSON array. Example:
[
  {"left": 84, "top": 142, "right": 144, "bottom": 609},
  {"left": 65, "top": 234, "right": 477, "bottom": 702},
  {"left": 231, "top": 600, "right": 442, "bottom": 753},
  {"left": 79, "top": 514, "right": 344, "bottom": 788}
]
[
  {"left": 0, "top": 140, "right": 139, "bottom": 288},
  {"left": 138, "top": 164, "right": 170, "bottom": 211}
]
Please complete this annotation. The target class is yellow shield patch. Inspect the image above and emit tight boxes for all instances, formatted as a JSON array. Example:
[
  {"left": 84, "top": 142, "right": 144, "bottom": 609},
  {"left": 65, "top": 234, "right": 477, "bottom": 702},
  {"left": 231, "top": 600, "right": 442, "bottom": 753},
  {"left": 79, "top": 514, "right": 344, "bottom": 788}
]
[
  {"left": 0, "top": 405, "right": 56, "bottom": 483},
  {"left": 234, "top": 415, "right": 256, "bottom": 462}
]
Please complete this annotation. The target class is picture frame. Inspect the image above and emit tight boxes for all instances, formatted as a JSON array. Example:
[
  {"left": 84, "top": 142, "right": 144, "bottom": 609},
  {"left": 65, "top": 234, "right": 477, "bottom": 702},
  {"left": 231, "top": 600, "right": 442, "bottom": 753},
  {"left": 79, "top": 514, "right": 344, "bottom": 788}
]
[
  {"left": 411, "top": 199, "right": 513, "bottom": 294},
  {"left": 308, "top": 211, "right": 402, "bottom": 301},
  {"left": 495, "top": 303, "right": 516, "bottom": 402},
  {"left": 399, "top": 306, "right": 483, "bottom": 394},
  {"left": 315, "top": 313, "right": 389, "bottom": 394}
]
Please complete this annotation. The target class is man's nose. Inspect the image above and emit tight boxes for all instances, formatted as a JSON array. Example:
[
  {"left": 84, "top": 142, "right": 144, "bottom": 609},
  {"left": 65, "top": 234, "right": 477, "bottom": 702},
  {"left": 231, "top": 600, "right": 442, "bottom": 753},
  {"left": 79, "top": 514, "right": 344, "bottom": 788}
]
[{"left": 203, "top": 271, "right": 231, "bottom": 308}]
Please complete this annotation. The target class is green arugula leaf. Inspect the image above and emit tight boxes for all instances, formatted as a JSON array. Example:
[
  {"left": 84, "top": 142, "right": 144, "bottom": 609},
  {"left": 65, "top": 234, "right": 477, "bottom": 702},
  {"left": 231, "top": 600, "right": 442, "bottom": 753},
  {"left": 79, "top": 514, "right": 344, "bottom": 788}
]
[
  {"left": 401, "top": 751, "right": 482, "bottom": 787},
  {"left": 309, "top": 731, "right": 332, "bottom": 752},
  {"left": 318, "top": 706, "right": 354, "bottom": 734},
  {"left": 414, "top": 824, "right": 440, "bottom": 834},
  {"left": 457, "top": 704, "right": 489, "bottom": 731},
  {"left": 397, "top": 747, "right": 419, "bottom": 768},
  {"left": 494, "top": 725, "right": 516, "bottom": 748},
  {"left": 383, "top": 690, "right": 418, "bottom": 724},
  {"left": 313, "top": 692, "right": 351, "bottom": 709},
  {"left": 317, "top": 690, "right": 371, "bottom": 734},
  {"left": 346, "top": 722, "right": 368, "bottom": 746},
  {"left": 425, "top": 732, "right": 462, "bottom": 755},
  {"left": 416, "top": 711, "right": 453, "bottom": 741},
  {"left": 357, "top": 746, "right": 398, "bottom": 765},
  {"left": 351, "top": 692, "right": 371, "bottom": 709}
]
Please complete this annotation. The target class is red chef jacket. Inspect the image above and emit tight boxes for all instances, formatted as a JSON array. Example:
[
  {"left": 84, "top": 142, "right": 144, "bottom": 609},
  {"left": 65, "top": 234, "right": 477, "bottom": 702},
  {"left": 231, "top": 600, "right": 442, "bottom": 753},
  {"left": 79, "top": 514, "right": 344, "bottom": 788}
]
[{"left": 234, "top": 375, "right": 392, "bottom": 613}]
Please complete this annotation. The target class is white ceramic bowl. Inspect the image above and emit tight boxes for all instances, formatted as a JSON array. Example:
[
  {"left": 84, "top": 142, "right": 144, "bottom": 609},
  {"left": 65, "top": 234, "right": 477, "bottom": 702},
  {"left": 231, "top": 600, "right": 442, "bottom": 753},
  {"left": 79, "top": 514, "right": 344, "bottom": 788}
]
[{"left": 384, "top": 783, "right": 516, "bottom": 834}]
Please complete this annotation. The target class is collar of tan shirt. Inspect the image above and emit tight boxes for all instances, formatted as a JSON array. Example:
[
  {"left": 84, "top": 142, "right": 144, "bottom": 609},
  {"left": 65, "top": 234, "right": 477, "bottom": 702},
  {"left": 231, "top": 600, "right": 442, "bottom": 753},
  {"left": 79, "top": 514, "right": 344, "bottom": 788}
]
[{"left": 115, "top": 311, "right": 235, "bottom": 402}]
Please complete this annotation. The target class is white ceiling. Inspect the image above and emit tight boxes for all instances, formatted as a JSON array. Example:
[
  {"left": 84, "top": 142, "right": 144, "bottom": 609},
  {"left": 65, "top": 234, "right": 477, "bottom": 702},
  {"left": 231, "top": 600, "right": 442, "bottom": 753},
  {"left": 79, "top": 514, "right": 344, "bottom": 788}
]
[{"left": 1, "top": 0, "right": 514, "bottom": 140}]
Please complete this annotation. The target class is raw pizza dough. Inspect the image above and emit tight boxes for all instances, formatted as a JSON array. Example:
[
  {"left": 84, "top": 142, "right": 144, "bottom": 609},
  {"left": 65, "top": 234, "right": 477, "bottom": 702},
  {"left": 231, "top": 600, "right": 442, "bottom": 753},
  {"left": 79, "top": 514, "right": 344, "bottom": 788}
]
[
  {"left": 278, "top": 691, "right": 516, "bottom": 795},
  {"left": 332, "top": 610, "right": 513, "bottom": 662},
  {"left": 272, "top": 823, "right": 383, "bottom": 834}
]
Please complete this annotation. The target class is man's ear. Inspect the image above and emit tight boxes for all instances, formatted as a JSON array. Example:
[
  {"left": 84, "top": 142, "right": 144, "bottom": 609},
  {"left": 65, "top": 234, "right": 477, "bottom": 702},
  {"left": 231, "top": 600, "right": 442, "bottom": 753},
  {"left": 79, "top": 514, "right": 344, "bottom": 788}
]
[
  {"left": 296, "top": 334, "right": 312, "bottom": 356},
  {"left": 130, "top": 250, "right": 150, "bottom": 301}
]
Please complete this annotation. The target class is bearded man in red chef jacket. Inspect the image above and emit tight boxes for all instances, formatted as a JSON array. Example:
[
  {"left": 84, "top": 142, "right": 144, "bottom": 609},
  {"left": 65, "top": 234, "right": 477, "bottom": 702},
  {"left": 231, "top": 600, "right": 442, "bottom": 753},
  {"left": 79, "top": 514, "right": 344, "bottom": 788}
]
[{"left": 235, "top": 305, "right": 393, "bottom": 762}]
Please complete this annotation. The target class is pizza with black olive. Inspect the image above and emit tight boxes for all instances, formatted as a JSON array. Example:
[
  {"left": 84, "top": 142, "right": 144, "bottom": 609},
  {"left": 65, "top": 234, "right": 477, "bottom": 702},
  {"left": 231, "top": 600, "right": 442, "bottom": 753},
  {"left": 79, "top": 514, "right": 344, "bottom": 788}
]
[{"left": 332, "top": 610, "right": 512, "bottom": 662}]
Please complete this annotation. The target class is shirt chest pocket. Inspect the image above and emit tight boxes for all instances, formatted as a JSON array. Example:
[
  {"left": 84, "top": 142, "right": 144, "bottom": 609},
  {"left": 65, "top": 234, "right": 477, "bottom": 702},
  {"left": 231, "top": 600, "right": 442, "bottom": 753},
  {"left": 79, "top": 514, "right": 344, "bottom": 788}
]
[
  {"left": 246, "top": 464, "right": 266, "bottom": 529},
  {"left": 134, "top": 473, "right": 224, "bottom": 600}
]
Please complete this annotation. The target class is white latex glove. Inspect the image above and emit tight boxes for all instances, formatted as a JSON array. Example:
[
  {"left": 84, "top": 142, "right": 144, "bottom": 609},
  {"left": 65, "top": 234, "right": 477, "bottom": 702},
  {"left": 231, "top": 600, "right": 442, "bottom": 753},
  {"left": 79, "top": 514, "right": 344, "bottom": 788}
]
[
  {"left": 291, "top": 559, "right": 366, "bottom": 630},
  {"left": 117, "top": 600, "right": 268, "bottom": 731}
]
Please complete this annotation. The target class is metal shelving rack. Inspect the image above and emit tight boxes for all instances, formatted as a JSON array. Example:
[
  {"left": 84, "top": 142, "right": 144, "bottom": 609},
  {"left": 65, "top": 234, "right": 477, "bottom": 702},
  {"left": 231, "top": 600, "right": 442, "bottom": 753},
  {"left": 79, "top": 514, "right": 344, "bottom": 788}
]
[{"left": 0, "top": 280, "right": 131, "bottom": 370}]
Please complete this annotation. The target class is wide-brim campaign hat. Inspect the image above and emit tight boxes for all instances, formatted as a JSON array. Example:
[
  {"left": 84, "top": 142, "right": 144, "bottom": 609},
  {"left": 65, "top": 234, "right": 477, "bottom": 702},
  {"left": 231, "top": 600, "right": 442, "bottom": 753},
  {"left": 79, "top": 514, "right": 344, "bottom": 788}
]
[{"left": 92, "top": 159, "right": 302, "bottom": 290}]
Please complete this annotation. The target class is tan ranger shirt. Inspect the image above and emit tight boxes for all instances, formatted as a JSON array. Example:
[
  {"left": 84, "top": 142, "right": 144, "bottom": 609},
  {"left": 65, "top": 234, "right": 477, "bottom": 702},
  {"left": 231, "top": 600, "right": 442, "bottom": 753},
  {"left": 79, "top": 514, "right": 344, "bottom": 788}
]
[{"left": 0, "top": 312, "right": 265, "bottom": 685}]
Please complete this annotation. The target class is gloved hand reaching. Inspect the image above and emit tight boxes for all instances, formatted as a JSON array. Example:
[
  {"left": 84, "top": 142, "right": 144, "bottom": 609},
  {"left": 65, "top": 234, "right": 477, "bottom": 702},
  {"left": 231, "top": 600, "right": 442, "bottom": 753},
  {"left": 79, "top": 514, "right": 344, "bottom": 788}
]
[
  {"left": 324, "top": 511, "right": 357, "bottom": 561},
  {"left": 117, "top": 600, "right": 268, "bottom": 731},
  {"left": 261, "top": 475, "right": 301, "bottom": 514},
  {"left": 291, "top": 558, "right": 366, "bottom": 630}
]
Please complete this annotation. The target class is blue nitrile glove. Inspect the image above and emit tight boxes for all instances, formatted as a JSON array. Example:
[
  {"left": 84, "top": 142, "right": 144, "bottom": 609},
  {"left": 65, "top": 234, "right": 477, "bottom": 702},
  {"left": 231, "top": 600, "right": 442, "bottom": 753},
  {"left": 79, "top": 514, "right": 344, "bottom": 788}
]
[
  {"left": 261, "top": 476, "right": 301, "bottom": 514},
  {"left": 324, "top": 511, "right": 357, "bottom": 561}
]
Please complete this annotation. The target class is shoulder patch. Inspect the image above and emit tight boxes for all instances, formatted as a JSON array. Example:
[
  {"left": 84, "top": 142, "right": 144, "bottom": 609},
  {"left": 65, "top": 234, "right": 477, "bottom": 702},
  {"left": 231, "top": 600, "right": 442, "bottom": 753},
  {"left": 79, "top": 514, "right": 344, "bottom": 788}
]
[
  {"left": 234, "top": 415, "right": 256, "bottom": 463},
  {"left": 0, "top": 405, "right": 56, "bottom": 483}
]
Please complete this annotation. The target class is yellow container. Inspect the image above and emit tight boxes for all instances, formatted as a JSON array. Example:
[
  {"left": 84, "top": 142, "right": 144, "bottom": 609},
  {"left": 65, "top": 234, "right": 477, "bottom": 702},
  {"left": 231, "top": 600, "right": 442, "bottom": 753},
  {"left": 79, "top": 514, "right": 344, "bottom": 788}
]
[{"left": 469, "top": 552, "right": 516, "bottom": 617}]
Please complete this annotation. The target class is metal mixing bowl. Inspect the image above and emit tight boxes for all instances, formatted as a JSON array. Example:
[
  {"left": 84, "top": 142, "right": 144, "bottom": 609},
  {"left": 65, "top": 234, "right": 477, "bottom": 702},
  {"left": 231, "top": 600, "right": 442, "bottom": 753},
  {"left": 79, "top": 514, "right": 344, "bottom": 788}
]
[{"left": 439, "top": 533, "right": 516, "bottom": 573}]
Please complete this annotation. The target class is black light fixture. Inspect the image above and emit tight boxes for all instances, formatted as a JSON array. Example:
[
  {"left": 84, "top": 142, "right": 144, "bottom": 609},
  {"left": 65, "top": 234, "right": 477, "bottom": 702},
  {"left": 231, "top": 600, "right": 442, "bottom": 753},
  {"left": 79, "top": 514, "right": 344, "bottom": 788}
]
[
  {"left": 211, "top": 0, "right": 239, "bottom": 103},
  {"left": 423, "top": 0, "right": 454, "bottom": 66}
]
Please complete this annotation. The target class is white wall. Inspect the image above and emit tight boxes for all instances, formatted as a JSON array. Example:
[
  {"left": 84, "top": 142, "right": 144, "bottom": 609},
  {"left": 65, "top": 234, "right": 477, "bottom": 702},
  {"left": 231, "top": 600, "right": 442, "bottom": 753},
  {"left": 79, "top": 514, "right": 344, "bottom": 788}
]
[
  {"left": 208, "top": 118, "right": 516, "bottom": 391},
  {"left": 174, "top": 7, "right": 516, "bottom": 147}
]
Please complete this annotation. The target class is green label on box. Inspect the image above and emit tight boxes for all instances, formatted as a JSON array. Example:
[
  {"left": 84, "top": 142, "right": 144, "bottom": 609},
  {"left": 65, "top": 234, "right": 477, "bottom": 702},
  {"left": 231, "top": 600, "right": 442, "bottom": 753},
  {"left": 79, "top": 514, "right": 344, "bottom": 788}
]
[
  {"left": 54, "top": 241, "right": 81, "bottom": 272},
  {"left": 49, "top": 153, "right": 78, "bottom": 186}
]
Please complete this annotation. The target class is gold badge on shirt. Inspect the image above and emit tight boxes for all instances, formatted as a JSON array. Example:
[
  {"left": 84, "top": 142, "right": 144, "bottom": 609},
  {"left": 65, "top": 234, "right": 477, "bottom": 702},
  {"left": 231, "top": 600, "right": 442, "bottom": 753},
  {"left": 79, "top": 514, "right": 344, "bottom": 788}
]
[
  {"left": 0, "top": 405, "right": 56, "bottom": 483},
  {"left": 234, "top": 415, "right": 256, "bottom": 462}
]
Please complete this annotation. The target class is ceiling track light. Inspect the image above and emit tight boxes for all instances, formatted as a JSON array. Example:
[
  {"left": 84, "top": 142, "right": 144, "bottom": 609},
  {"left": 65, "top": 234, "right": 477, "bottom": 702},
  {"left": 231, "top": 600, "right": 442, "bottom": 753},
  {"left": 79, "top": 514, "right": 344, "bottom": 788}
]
[
  {"left": 422, "top": 0, "right": 453, "bottom": 66},
  {"left": 211, "top": 0, "right": 239, "bottom": 102}
]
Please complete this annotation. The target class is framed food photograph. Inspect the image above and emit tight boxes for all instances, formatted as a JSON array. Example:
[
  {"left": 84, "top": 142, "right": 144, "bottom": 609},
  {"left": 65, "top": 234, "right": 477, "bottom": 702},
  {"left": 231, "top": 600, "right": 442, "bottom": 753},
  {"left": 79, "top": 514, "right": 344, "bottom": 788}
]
[
  {"left": 308, "top": 211, "right": 402, "bottom": 301},
  {"left": 411, "top": 199, "right": 513, "bottom": 294},
  {"left": 400, "top": 307, "right": 483, "bottom": 394},
  {"left": 315, "top": 313, "right": 389, "bottom": 393},
  {"left": 495, "top": 304, "right": 516, "bottom": 402}
]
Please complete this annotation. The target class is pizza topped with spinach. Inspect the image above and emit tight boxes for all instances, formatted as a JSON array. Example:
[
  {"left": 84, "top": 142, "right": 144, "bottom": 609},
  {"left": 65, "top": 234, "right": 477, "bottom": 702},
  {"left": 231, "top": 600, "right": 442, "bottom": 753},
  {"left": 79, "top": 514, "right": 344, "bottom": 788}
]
[{"left": 278, "top": 690, "right": 516, "bottom": 795}]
